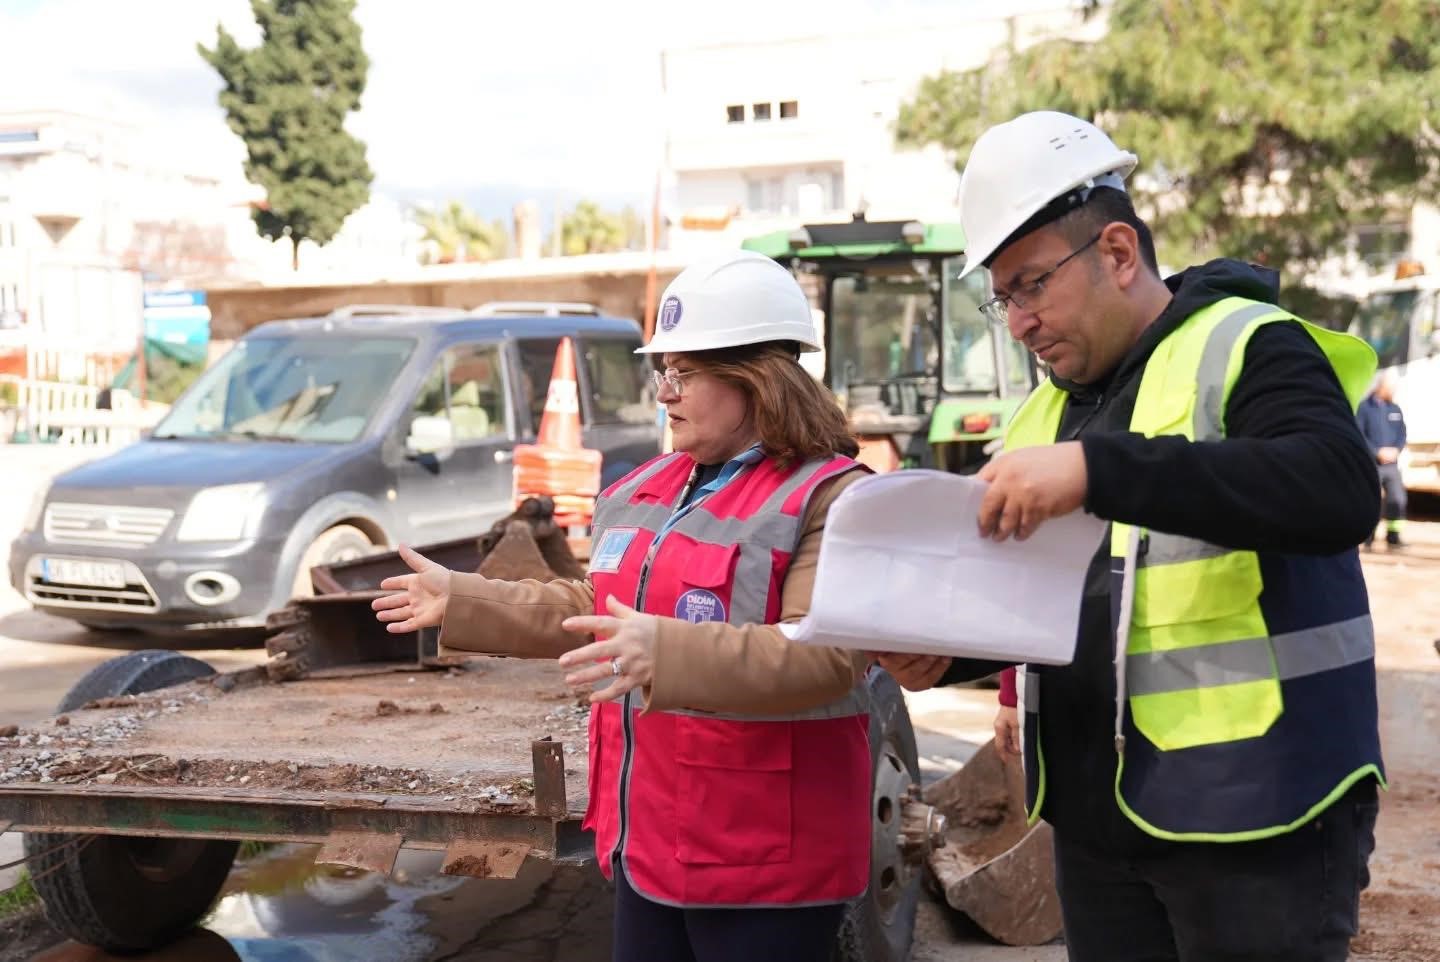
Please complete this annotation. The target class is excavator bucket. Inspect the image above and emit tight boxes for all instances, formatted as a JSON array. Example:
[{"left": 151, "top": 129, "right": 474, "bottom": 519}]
[
  {"left": 264, "top": 497, "right": 586, "bottom": 681},
  {"left": 924, "top": 738, "right": 1063, "bottom": 946}
]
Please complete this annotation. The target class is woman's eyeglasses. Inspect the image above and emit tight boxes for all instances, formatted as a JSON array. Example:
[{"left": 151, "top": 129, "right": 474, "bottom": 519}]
[{"left": 651, "top": 368, "right": 699, "bottom": 397}]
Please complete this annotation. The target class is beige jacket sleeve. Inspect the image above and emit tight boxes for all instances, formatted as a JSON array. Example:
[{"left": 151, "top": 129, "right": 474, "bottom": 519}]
[
  {"left": 439, "top": 573, "right": 594, "bottom": 658},
  {"left": 643, "top": 468, "right": 869, "bottom": 714},
  {"left": 435, "top": 467, "right": 870, "bottom": 715}
]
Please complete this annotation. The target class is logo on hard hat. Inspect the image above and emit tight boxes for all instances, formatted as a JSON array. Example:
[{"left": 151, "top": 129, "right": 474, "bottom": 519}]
[{"left": 659, "top": 296, "right": 683, "bottom": 332}]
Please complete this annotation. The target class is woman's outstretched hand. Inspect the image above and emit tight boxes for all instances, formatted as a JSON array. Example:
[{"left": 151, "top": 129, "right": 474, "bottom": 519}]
[
  {"left": 559, "top": 596, "right": 659, "bottom": 704},
  {"left": 371, "top": 544, "right": 452, "bottom": 633}
]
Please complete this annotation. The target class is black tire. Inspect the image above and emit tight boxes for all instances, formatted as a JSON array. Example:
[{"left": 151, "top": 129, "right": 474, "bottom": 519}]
[
  {"left": 55, "top": 650, "right": 216, "bottom": 713},
  {"left": 834, "top": 668, "right": 923, "bottom": 962},
  {"left": 26, "top": 651, "right": 240, "bottom": 952}
]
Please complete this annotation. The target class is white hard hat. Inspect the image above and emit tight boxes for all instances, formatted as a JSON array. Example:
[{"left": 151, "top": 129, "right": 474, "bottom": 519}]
[
  {"left": 636, "top": 249, "right": 821, "bottom": 355},
  {"left": 957, "top": 111, "right": 1138, "bottom": 278}
]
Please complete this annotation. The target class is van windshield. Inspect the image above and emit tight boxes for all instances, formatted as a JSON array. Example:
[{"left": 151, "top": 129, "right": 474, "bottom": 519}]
[
  {"left": 1349, "top": 289, "right": 1421, "bottom": 370},
  {"left": 153, "top": 335, "right": 416, "bottom": 442}
]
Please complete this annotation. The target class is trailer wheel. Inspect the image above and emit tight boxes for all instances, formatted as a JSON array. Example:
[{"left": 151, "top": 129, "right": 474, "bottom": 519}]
[
  {"left": 26, "top": 650, "right": 240, "bottom": 952},
  {"left": 834, "top": 668, "right": 923, "bottom": 962}
]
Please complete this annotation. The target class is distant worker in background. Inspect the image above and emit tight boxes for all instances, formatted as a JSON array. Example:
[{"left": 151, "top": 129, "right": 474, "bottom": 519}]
[{"left": 1357, "top": 370, "right": 1407, "bottom": 548}]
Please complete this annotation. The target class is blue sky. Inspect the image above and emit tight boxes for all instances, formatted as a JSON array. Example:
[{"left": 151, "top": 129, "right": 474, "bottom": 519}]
[{"left": 0, "top": 0, "right": 1072, "bottom": 214}]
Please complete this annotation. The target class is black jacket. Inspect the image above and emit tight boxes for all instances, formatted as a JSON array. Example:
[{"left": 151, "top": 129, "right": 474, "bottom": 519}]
[{"left": 941, "top": 259, "right": 1380, "bottom": 854}]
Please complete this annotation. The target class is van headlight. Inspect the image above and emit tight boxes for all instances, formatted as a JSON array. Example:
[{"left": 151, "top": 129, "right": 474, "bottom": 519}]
[
  {"left": 22, "top": 485, "right": 50, "bottom": 534},
  {"left": 176, "top": 483, "right": 267, "bottom": 542}
]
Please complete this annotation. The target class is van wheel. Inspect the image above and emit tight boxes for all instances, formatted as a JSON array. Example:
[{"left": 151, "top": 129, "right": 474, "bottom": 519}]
[
  {"left": 291, "top": 524, "right": 376, "bottom": 597},
  {"left": 833, "top": 668, "right": 923, "bottom": 962},
  {"left": 26, "top": 651, "right": 240, "bottom": 952}
]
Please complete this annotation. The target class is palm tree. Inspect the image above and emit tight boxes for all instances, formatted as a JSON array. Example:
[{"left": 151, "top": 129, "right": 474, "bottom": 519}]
[
  {"left": 556, "top": 201, "right": 629, "bottom": 256},
  {"left": 414, "top": 201, "right": 509, "bottom": 263}
]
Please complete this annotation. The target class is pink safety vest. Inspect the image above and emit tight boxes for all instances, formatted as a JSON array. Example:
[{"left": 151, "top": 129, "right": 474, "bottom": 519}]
[{"left": 584, "top": 451, "right": 872, "bottom": 906}]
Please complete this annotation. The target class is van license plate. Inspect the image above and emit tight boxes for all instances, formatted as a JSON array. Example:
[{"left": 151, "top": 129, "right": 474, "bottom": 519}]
[{"left": 41, "top": 559, "right": 127, "bottom": 589}]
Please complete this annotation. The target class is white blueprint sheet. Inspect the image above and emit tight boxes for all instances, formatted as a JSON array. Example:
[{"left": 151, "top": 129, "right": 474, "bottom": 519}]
[{"left": 779, "top": 470, "right": 1108, "bottom": 664}]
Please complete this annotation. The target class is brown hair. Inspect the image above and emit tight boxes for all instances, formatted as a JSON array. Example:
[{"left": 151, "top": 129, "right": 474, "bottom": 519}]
[{"left": 676, "top": 342, "right": 859, "bottom": 464}]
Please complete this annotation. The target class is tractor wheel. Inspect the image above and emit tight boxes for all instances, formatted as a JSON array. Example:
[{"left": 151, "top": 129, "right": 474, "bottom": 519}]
[{"left": 833, "top": 668, "right": 924, "bottom": 962}]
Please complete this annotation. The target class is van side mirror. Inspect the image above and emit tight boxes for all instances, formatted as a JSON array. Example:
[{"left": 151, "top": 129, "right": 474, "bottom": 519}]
[{"left": 406, "top": 415, "right": 455, "bottom": 460}]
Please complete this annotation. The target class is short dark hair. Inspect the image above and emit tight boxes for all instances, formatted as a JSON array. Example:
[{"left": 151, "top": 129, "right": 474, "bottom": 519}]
[{"left": 1052, "top": 187, "right": 1159, "bottom": 275}]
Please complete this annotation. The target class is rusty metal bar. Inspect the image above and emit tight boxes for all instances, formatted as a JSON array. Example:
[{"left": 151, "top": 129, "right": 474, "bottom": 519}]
[
  {"left": 531, "top": 737, "right": 567, "bottom": 818},
  {"left": 0, "top": 783, "right": 590, "bottom": 860},
  {"left": 316, "top": 831, "right": 404, "bottom": 874},
  {"left": 312, "top": 537, "right": 485, "bottom": 594},
  {"left": 442, "top": 839, "right": 531, "bottom": 879}
]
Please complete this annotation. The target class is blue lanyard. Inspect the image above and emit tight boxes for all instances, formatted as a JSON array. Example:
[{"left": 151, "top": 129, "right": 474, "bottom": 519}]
[{"left": 660, "top": 443, "right": 764, "bottom": 535}]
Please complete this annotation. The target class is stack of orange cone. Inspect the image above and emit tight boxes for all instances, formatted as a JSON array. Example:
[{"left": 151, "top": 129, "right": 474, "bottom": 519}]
[{"left": 512, "top": 337, "right": 603, "bottom": 527}]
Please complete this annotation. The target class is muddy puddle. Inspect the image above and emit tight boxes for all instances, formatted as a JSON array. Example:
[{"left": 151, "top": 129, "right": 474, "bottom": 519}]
[{"left": 27, "top": 845, "right": 612, "bottom": 962}]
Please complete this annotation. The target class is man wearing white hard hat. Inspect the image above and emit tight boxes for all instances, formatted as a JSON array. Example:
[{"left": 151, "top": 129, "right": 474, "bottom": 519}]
[
  {"left": 374, "top": 250, "right": 874, "bottom": 961},
  {"left": 879, "top": 111, "right": 1384, "bottom": 961}
]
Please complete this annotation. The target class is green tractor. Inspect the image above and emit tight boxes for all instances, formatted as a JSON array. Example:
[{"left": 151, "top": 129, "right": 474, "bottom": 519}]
[{"left": 744, "top": 216, "right": 1036, "bottom": 473}]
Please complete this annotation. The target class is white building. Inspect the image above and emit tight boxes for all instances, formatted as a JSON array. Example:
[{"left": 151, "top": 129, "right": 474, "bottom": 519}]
[
  {"left": 1307, "top": 203, "right": 1440, "bottom": 298},
  {"left": 0, "top": 102, "right": 424, "bottom": 364},
  {"left": 659, "top": 4, "right": 1107, "bottom": 254},
  {"left": 0, "top": 107, "right": 172, "bottom": 351}
]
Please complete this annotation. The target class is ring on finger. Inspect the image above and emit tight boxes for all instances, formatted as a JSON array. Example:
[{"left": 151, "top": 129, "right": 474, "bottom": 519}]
[{"left": 610, "top": 657, "right": 623, "bottom": 677}]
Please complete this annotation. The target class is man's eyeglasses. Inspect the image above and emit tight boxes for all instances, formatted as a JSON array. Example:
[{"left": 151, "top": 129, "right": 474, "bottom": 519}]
[
  {"left": 651, "top": 368, "right": 699, "bottom": 397},
  {"left": 978, "top": 232, "right": 1103, "bottom": 326}
]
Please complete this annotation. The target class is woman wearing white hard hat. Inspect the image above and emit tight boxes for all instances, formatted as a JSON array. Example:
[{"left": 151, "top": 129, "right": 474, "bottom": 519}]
[{"left": 373, "top": 249, "right": 872, "bottom": 962}]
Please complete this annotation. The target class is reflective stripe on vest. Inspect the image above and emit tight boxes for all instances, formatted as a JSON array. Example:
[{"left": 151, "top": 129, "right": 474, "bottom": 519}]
[{"left": 1003, "top": 296, "right": 1380, "bottom": 839}]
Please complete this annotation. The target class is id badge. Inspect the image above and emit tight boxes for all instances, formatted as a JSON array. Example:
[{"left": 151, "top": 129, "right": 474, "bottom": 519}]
[{"left": 590, "top": 526, "right": 639, "bottom": 574}]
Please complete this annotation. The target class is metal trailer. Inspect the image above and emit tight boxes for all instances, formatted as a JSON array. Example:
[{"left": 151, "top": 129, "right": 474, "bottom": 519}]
[{"left": 0, "top": 534, "right": 946, "bottom": 961}]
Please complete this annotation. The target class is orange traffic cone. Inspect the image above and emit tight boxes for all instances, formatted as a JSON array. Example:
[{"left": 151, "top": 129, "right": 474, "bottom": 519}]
[
  {"left": 513, "top": 337, "right": 603, "bottom": 528},
  {"left": 535, "top": 336, "right": 584, "bottom": 450}
]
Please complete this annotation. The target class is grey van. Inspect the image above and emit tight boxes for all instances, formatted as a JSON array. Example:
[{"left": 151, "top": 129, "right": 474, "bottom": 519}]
[{"left": 8, "top": 304, "right": 659, "bottom": 635}]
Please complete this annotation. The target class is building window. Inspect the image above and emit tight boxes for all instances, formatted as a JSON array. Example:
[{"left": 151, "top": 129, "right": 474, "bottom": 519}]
[
  {"left": 780, "top": 101, "right": 799, "bottom": 120},
  {"left": 752, "top": 102, "right": 772, "bottom": 121},
  {"left": 726, "top": 105, "right": 745, "bottom": 124},
  {"left": 1354, "top": 223, "right": 1412, "bottom": 270},
  {"left": 746, "top": 176, "right": 784, "bottom": 213}
]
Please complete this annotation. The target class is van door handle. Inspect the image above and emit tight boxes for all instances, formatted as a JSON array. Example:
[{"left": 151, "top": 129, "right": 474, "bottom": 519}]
[{"left": 494, "top": 450, "right": 513, "bottom": 464}]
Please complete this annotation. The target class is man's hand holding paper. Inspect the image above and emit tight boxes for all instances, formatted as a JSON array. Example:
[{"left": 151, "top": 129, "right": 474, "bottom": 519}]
[
  {"left": 976, "top": 441, "right": 1088, "bottom": 542},
  {"left": 781, "top": 469, "right": 1106, "bottom": 665}
]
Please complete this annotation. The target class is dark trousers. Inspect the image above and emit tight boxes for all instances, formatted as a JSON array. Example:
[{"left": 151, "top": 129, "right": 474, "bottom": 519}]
[
  {"left": 612, "top": 865, "right": 846, "bottom": 962},
  {"left": 1053, "top": 781, "right": 1378, "bottom": 962},
  {"left": 1378, "top": 462, "right": 1407, "bottom": 521}
]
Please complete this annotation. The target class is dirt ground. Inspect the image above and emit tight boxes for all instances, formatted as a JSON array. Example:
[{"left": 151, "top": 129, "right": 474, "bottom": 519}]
[
  {"left": 1343, "top": 540, "right": 1440, "bottom": 962},
  {"left": 0, "top": 658, "right": 592, "bottom": 814}
]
